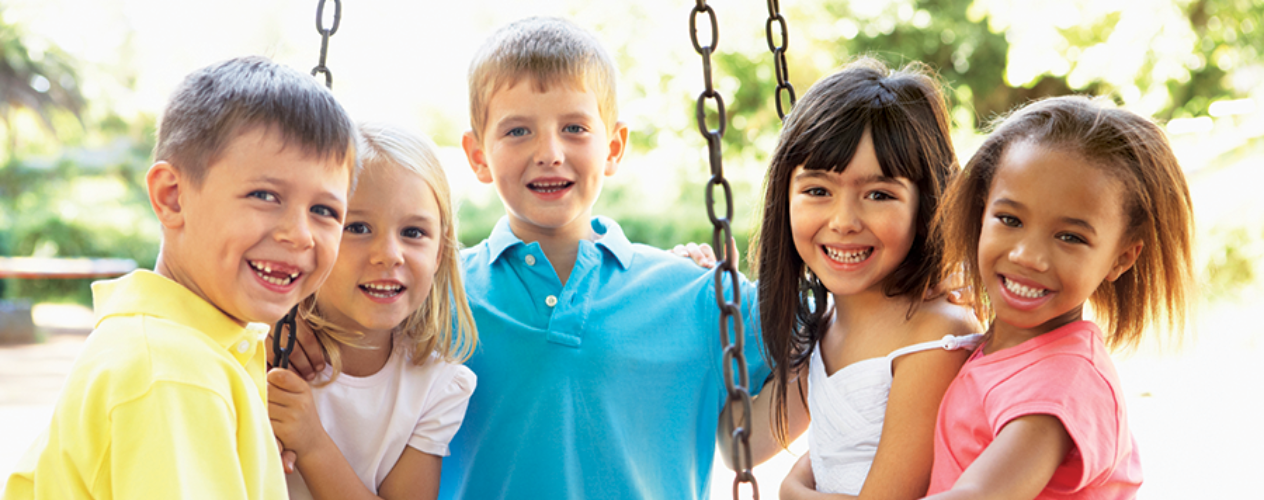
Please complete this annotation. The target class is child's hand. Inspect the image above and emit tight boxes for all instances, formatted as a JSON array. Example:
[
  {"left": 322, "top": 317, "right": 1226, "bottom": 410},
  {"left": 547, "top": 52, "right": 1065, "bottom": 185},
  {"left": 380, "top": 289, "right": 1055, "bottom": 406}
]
[
  {"left": 671, "top": 237, "right": 739, "bottom": 270},
  {"left": 779, "top": 453, "right": 820, "bottom": 500},
  {"left": 268, "top": 316, "right": 327, "bottom": 380},
  {"left": 267, "top": 368, "right": 330, "bottom": 461},
  {"left": 671, "top": 242, "right": 717, "bottom": 268}
]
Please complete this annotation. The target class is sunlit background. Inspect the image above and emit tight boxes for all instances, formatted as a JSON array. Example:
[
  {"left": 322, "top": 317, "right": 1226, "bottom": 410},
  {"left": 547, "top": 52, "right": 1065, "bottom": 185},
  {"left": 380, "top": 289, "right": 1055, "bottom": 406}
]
[{"left": 1, "top": 0, "right": 1261, "bottom": 498}]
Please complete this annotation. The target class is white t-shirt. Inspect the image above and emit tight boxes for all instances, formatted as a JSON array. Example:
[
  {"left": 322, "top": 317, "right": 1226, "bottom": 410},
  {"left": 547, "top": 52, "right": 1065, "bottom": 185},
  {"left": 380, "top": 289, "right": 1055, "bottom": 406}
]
[{"left": 286, "top": 342, "right": 477, "bottom": 499}]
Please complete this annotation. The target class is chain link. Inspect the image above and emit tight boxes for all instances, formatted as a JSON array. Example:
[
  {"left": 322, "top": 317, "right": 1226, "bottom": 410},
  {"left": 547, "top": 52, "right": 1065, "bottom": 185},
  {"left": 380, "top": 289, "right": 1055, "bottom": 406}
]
[
  {"left": 764, "top": 0, "right": 795, "bottom": 120},
  {"left": 311, "top": 0, "right": 341, "bottom": 88},
  {"left": 689, "top": 1, "right": 758, "bottom": 498}
]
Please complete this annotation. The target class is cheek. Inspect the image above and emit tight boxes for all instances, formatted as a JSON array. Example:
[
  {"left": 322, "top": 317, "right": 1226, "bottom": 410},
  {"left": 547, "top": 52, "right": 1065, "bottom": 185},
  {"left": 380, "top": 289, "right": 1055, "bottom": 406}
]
[{"left": 787, "top": 202, "right": 815, "bottom": 255}]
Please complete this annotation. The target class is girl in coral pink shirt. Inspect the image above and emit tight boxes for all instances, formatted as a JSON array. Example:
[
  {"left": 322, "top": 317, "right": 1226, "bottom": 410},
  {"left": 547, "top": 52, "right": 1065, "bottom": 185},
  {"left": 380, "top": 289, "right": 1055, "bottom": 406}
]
[{"left": 925, "top": 96, "right": 1194, "bottom": 499}]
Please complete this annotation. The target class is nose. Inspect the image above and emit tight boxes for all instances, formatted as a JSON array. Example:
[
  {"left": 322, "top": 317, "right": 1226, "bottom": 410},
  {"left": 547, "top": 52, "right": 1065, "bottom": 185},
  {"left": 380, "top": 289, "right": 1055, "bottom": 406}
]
[
  {"left": 369, "top": 233, "right": 405, "bottom": 267},
  {"left": 534, "top": 130, "right": 564, "bottom": 167},
  {"left": 1007, "top": 235, "right": 1050, "bottom": 273},
  {"left": 275, "top": 207, "right": 315, "bottom": 250},
  {"left": 828, "top": 197, "right": 864, "bottom": 234}
]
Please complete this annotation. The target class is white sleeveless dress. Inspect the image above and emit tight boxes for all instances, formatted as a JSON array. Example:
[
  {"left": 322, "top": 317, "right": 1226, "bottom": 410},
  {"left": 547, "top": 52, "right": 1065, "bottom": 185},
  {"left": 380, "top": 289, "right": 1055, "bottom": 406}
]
[{"left": 807, "top": 333, "right": 983, "bottom": 495}]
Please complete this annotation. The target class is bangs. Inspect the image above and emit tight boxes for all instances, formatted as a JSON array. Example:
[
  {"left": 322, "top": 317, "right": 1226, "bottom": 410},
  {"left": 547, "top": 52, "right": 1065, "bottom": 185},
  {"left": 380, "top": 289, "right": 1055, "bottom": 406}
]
[{"left": 797, "top": 105, "right": 929, "bottom": 185}]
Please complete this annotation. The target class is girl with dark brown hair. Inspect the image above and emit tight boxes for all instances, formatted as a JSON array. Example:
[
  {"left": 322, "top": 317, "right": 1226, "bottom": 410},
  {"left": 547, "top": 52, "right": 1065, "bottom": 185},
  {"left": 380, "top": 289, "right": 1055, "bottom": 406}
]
[{"left": 746, "top": 58, "right": 982, "bottom": 499}]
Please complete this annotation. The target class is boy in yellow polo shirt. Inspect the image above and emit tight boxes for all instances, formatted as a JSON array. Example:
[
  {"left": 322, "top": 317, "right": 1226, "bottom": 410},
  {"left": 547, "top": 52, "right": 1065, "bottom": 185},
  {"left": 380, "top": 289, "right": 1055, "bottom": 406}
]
[{"left": 3, "top": 56, "right": 357, "bottom": 499}]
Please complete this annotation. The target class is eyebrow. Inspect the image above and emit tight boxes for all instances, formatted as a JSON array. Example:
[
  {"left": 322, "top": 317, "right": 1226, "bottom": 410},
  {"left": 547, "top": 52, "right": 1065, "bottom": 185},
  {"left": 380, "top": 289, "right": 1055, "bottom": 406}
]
[
  {"left": 793, "top": 170, "right": 906, "bottom": 187},
  {"left": 992, "top": 198, "right": 1098, "bottom": 236},
  {"left": 345, "top": 209, "right": 438, "bottom": 224}
]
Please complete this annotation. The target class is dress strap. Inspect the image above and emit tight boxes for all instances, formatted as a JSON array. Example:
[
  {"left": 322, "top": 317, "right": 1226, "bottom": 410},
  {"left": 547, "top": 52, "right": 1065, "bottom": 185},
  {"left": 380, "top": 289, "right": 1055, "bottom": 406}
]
[{"left": 887, "top": 333, "right": 985, "bottom": 361}]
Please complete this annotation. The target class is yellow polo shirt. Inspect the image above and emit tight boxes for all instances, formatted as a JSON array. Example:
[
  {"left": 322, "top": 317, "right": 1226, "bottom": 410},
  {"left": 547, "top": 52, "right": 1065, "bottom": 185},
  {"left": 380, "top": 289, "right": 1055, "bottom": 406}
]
[{"left": 3, "top": 270, "right": 287, "bottom": 499}]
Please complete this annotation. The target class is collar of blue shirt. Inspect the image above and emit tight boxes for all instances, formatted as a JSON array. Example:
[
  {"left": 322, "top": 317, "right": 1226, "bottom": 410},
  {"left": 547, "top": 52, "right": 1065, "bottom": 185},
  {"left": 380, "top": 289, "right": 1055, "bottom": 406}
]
[{"left": 485, "top": 215, "right": 635, "bottom": 270}]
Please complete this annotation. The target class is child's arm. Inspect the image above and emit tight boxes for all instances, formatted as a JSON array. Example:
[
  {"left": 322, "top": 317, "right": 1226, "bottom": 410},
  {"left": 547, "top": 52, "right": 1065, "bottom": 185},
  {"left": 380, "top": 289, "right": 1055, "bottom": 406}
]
[
  {"left": 267, "top": 369, "right": 441, "bottom": 500},
  {"left": 921, "top": 415, "right": 1073, "bottom": 500},
  {"left": 855, "top": 348, "right": 969, "bottom": 499},
  {"left": 780, "top": 453, "right": 849, "bottom": 500},
  {"left": 718, "top": 364, "right": 809, "bottom": 468}
]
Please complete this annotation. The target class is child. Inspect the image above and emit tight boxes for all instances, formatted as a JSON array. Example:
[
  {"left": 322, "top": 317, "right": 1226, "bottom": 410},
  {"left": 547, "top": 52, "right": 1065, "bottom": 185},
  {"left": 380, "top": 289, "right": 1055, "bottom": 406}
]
[
  {"left": 3, "top": 56, "right": 356, "bottom": 499},
  {"left": 753, "top": 59, "right": 982, "bottom": 499},
  {"left": 279, "top": 17, "right": 770, "bottom": 500},
  {"left": 924, "top": 96, "right": 1193, "bottom": 499},
  {"left": 266, "top": 122, "right": 478, "bottom": 500}
]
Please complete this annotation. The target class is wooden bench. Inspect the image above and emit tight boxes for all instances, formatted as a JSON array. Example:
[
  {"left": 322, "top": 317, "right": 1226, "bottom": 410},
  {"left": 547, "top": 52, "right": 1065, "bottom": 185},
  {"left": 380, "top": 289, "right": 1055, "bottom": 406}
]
[
  {"left": 0, "top": 257, "right": 137, "bottom": 343},
  {"left": 0, "top": 257, "right": 137, "bottom": 279}
]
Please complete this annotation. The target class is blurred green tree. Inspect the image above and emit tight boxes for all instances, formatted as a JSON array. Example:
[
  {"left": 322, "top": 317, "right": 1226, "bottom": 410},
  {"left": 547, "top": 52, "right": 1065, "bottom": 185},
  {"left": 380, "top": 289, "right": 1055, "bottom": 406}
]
[{"left": 0, "top": 10, "right": 84, "bottom": 155}]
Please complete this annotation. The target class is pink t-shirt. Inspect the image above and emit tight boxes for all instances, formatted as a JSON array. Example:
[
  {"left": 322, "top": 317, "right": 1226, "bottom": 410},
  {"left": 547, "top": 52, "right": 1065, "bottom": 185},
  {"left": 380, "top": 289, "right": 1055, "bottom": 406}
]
[{"left": 928, "top": 321, "right": 1142, "bottom": 499}]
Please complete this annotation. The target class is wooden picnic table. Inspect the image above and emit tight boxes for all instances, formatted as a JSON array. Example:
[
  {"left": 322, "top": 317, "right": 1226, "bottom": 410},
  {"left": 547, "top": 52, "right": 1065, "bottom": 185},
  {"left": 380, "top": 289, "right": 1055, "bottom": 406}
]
[{"left": 0, "top": 257, "right": 137, "bottom": 279}]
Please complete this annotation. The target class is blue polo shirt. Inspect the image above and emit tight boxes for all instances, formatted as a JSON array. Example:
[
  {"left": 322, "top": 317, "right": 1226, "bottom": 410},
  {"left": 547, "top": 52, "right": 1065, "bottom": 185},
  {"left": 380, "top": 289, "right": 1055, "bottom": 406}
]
[{"left": 439, "top": 216, "right": 768, "bottom": 500}]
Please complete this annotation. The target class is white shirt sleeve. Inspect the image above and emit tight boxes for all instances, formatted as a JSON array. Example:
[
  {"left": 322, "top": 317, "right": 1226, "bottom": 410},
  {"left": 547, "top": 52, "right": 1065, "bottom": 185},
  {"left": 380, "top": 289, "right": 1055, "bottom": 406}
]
[{"left": 407, "top": 363, "right": 477, "bottom": 457}]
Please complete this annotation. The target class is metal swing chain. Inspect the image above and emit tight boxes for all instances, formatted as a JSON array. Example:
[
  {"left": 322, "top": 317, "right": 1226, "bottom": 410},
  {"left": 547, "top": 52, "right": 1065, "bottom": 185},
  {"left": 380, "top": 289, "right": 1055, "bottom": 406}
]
[
  {"left": 764, "top": 0, "right": 796, "bottom": 120},
  {"left": 311, "top": 0, "right": 341, "bottom": 89},
  {"left": 689, "top": 2, "right": 758, "bottom": 498}
]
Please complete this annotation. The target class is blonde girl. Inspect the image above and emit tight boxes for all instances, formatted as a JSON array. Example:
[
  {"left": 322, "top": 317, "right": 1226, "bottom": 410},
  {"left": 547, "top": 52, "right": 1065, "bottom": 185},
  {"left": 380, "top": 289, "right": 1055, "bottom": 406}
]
[
  {"left": 268, "top": 122, "right": 478, "bottom": 500},
  {"left": 925, "top": 96, "right": 1193, "bottom": 499}
]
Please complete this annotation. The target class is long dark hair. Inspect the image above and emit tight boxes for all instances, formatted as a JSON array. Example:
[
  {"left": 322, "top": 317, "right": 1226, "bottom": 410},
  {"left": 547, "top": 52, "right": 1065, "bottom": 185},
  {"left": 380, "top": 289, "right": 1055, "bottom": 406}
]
[{"left": 749, "top": 57, "right": 957, "bottom": 446}]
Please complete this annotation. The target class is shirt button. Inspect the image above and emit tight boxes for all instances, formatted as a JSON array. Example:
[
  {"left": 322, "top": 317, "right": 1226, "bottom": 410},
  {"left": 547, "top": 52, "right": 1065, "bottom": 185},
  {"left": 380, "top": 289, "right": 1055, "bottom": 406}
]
[
  {"left": 545, "top": 295, "right": 558, "bottom": 307},
  {"left": 525, "top": 254, "right": 536, "bottom": 266},
  {"left": 236, "top": 340, "right": 250, "bottom": 353}
]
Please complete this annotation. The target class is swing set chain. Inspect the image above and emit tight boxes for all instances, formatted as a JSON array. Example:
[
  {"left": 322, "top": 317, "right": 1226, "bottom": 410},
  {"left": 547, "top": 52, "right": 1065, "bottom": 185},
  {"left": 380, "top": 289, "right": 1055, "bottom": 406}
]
[
  {"left": 689, "top": 1, "right": 758, "bottom": 498},
  {"left": 311, "top": 0, "right": 341, "bottom": 89},
  {"left": 764, "top": 0, "right": 795, "bottom": 120}
]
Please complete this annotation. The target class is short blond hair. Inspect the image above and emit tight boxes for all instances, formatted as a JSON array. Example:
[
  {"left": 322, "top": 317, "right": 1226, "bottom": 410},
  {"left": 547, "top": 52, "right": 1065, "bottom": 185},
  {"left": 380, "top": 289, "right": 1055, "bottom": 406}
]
[
  {"left": 303, "top": 122, "right": 477, "bottom": 382},
  {"left": 468, "top": 16, "right": 618, "bottom": 142}
]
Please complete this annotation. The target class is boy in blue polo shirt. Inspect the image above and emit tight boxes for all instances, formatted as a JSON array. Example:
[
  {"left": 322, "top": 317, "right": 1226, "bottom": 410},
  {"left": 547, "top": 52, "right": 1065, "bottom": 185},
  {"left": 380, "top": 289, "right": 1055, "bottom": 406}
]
[
  {"left": 444, "top": 16, "right": 768, "bottom": 499},
  {"left": 278, "top": 16, "right": 768, "bottom": 499}
]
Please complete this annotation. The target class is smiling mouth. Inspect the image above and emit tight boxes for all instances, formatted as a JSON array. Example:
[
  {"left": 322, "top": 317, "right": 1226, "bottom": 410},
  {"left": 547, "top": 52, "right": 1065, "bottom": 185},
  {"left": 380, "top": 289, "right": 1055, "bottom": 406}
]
[
  {"left": 360, "top": 282, "right": 405, "bottom": 299},
  {"left": 249, "top": 260, "right": 300, "bottom": 286},
  {"left": 824, "top": 246, "right": 872, "bottom": 264},
  {"left": 528, "top": 181, "right": 573, "bottom": 193},
  {"left": 1002, "top": 275, "right": 1049, "bottom": 299}
]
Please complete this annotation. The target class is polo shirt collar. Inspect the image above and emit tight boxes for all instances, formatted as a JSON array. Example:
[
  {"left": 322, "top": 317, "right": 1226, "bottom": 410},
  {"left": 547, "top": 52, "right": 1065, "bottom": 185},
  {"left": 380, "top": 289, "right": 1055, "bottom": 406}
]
[
  {"left": 486, "top": 217, "right": 524, "bottom": 265},
  {"left": 486, "top": 216, "right": 634, "bottom": 270},
  {"left": 591, "top": 216, "right": 634, "bottom": 270},
  {"left": 92, "top": 270, "right": 252, "bottom": 351}
]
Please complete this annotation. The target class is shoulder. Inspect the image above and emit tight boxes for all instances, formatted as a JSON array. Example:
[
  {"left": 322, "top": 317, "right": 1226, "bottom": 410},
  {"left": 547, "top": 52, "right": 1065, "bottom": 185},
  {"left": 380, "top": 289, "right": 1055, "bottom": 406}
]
[
  {"left": 71, "top": 316, "right": 235, "bottom": 410},
  {"left": 402, "top": 352, "right": 477, "bottom": 396},
  {"left": 905, "top": 295, "right": 982, "bottom": 345}
]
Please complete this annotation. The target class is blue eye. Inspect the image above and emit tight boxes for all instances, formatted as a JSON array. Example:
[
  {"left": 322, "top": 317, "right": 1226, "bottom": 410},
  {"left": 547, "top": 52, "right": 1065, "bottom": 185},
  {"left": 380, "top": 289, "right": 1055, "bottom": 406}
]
[
  {"left": 563, "top": 124, "right": 586, "bottom": 134},
  {"left": 506, "top": 127, "right": 528, "bottom": 137},
  {"left": 248, "top": 191, "right": 278, "bottom": 202},
  {"left": 345, "top": 222, "right": 370, "bottom": 234},
  {"left": 311, "top": 205, "right": 339, "bottom": 219}
]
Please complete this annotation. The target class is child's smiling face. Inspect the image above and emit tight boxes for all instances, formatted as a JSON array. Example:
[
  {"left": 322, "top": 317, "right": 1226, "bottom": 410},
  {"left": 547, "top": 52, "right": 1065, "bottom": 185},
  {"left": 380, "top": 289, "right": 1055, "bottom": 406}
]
[
  {"left": 464, "top": 80, "right": 626, "bottom": 242},
  {"left": 172, "top": 126, "right": 349, "bottom": 325},
  {"left": 789, "top": 129, "right": 919, "bottom": 298},
  {"left": 978, "top": 141, "right": 1142, "bottom": 337},
  {"left": 314, "top": 162, "right": 443, "bottom": 338}
]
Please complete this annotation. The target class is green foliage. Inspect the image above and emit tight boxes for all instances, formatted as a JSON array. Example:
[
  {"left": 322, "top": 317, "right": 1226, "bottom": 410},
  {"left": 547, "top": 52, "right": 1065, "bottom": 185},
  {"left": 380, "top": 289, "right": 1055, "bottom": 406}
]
[
  {"left": 0, "top": 9, "right": 85, "bottom": 156},
  {"left": 1203, "top": 225, "right": 1263, "bottom": 300}
]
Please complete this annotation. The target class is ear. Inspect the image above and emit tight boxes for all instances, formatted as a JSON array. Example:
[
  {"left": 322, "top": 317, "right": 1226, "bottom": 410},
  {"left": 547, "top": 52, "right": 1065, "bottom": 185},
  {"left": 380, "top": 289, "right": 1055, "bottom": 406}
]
[
  {"left": 1105, "top": 240, "right": 1143, "bottom": 282},
  {"left": 603, "top": 121, "right": 629, "bottom": 177},
  {"left": 146, "top": 162, "right": 186, "bottom": 230},
  {"left": 462, "top": 131, "right": 493, "bottom": 184}
]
